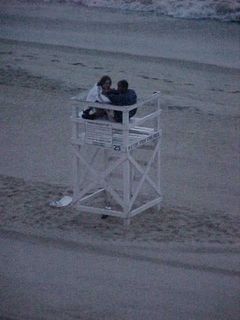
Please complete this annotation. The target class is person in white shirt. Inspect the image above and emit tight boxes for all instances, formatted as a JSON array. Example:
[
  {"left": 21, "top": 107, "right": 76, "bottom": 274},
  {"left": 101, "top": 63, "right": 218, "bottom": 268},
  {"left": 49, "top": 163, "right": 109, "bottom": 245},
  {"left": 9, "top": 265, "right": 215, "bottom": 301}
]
[{"left": 83, "top": 75, "right": 112, "bottom": 119}]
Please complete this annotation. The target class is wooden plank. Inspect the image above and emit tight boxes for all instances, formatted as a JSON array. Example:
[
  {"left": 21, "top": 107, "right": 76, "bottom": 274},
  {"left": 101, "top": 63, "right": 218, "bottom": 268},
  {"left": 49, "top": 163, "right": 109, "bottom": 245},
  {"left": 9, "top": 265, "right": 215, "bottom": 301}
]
[
  {"left": 73, "top": 150, "right": 126, "bottom": 205},
  {"left": 72, "top": 145, "right": 81, "bottom": 202},
  {"left": 131, "top": 110, "right": 161, "bottom": 126},
  {"left": 128, "top": 149, "right": 161, "bottom": 196},
  {"left": 74, "top": 149, "right": 126, "bottom": 180},
  {"left": 104, "top": 149, "right": 111, "bottom": 207},
  {"left": 125, "top": 91, "right": 160, "bottom": 111},
  {"left": 85, "top": 121, "right": 113, "bottom": 148},
  {"left": 127, "top": 132, "right": 160, "bottom": 151},
  {"left": 129, "top": 141, "right": 159, "bottom": 209},
  {"left": 71, "top": 101, "right": 126, "bottom": 112},
  {"left": 71, "top": 116, "right": 124, "bottom": 130},
  {"left": 130, "top": 197, "right": 162, "bottom": 217},
  {"left": 78, "top": 188, "right": 105, "bottom": 203},
  {"left": 76, "top": 205, "right": 124, "bottom": 217},
  {"left": 104, "top": 183, "right": 125, "bottom": 209},
  {"left": 157, "top": 96, "right": 162, "bottom": 210},
  {"left": 122, "top": 110, "right": 131, "bottom": 216}
]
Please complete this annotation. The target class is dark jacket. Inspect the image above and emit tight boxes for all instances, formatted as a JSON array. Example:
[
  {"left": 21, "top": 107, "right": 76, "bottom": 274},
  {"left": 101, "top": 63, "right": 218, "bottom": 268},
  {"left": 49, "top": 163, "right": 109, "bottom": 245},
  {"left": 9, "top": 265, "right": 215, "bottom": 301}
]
[{"left": 107, "top": 89, "right": 137, "bottom": 122}]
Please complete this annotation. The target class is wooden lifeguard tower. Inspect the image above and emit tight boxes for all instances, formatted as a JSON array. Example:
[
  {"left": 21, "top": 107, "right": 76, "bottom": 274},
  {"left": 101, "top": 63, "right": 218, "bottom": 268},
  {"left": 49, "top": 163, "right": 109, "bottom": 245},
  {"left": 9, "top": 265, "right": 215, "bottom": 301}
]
[{"left": 71, "top": 92, "right": 162, "bottom": 225}]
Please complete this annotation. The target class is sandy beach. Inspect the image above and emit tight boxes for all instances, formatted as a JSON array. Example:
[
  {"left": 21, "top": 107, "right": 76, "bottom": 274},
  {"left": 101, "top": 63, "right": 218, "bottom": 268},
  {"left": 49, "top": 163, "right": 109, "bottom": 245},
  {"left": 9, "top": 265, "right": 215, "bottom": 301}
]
[
  {"left": 0, "top": 1, "right": 239, "bottom": 241},
  {"left": 0, "top": 1, "right": 240, "bottom": 319}
]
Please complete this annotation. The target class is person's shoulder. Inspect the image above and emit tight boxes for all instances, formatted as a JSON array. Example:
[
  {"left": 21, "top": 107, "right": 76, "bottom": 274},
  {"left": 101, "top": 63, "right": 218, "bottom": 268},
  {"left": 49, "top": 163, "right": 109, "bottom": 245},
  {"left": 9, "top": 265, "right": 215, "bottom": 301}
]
[
  {"left": 128, "top": 89, "right": 137, "bottom": 98},
  {"left": 128, "top": 88, "right": 136, "bottom": 94}
]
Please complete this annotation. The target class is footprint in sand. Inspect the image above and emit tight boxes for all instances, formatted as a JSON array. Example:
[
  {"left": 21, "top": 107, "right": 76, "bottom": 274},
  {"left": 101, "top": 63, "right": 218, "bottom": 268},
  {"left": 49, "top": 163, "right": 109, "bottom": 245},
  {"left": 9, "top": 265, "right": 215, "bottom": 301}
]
[
  {"left": 229, "top": 90, "right": 240, "bottom": 94},
  {"left": 163, "top": 79, "right": 173, "bottom": 83},
  {"left": 70, "top": 62, "right": 86, "bottom": 66},
  {"left": 22, "top": 55, "right": 37, "bottom": 60},
  {"left": 210, "top": 88, "right": 224, "bottom": 92},
  {"left": 0, "top": 51, "right": 13, "bottom": 55},
  {"left": 140, "top": 75, "right": 150, "bottom": 79},
  {"left": 167, "top": 105, "right": 190, "bottom": 111}
]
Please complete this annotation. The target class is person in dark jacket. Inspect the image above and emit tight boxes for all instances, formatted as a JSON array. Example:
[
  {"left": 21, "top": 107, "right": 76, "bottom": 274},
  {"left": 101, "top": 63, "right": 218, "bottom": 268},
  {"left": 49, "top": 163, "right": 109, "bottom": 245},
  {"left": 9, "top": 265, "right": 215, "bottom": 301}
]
[{"left": 106, "top": 80, "right": 137, "bottom": 122}]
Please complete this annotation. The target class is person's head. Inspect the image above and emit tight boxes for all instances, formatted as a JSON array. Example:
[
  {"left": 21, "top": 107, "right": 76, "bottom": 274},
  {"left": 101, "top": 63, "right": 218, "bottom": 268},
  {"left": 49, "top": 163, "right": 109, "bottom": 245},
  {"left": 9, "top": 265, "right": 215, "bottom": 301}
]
[
  {"left": 117, "top": 80, "right": 129, "bottom": 93},
  {"left": 97, "top": 75, "right": 112, "bottom": 91}
]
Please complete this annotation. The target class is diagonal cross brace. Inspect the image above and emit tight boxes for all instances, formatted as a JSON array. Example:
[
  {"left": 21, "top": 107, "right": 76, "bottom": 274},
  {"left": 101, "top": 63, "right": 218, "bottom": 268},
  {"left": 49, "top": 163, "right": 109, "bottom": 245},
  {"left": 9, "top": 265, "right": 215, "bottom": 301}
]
[
  {"left": 128, "top": 148, "right": 161, "bottom": 197},
  {"left": 73, "top": 149, "right": 126, "bottom": 207},
  {"left": 128, "top": 140, "right": 160, "bottom": 209},
  {"left": 77, "top": 147, "right": 100, "bottom": 189}
]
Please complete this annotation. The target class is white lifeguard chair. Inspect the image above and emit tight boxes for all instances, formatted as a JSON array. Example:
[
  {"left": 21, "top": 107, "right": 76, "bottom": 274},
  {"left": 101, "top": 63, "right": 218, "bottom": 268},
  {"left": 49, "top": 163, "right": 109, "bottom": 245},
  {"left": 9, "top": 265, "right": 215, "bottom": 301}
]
[{"left": 71, "top": 92, "right": 162, "bottom": 225}]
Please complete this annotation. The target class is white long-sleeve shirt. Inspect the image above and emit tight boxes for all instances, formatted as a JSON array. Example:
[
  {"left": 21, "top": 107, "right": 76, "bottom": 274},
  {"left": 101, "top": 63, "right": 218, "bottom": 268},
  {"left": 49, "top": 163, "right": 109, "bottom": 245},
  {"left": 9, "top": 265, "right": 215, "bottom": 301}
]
[{"left": 86, "top": 84, "right": 110, "bottom": 103}]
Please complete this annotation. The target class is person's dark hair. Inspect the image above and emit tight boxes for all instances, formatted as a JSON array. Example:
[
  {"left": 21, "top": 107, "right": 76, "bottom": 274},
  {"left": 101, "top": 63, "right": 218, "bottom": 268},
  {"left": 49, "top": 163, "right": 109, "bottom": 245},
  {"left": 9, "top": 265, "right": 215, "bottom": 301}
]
[
  {"left": 118, "top": 80, "right": 128, "bottom": 89},
  {"left": 97, "top": 75, "right": 112, "bottom": 87}
]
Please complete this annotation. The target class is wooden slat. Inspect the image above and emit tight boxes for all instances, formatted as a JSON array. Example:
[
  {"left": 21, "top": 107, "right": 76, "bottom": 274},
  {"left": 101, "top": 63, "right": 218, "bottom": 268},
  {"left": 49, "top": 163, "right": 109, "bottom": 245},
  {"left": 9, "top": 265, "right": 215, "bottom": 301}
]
[
  {"left": 78, "top": 188, "right": 105, "bottom": 203},
  {"left": 76, "top": 205, "right": 124, "bottom": 217},
  {"left": 130, "top": 197, "right": 162, "bottom": 217},
  {"left": 129, "top": 141, "right": 159, "bottom": 208}
]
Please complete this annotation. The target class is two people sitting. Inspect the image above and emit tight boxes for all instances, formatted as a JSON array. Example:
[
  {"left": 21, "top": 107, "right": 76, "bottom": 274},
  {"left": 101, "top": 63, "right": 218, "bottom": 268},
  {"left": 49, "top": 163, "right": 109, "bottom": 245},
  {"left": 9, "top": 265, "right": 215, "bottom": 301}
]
[{"left": 82, "top": 75, "right": 137, "bottom": 122}]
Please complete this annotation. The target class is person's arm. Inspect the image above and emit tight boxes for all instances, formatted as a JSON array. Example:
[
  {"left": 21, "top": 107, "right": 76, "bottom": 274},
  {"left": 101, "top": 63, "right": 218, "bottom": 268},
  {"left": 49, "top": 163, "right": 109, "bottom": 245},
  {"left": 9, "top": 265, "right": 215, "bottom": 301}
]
[{"left": 102, "top": 88, "right": 118, "bottom": 96}]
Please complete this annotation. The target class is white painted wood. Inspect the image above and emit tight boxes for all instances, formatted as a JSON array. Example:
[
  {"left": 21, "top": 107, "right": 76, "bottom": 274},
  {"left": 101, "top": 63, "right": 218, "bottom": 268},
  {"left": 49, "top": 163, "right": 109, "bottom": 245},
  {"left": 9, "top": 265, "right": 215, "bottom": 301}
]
[
  {"left": 130, "top": 160, "right": 135, "bottom": 197},
  {"left": 131, "top": 110, "right": 161, "bottom": 126},
  {"left": 129, "top": 141, "right": 160, "bottom": 209},
  {"left": 78, "top": 188, "right": 105, "bottom": 203},
  {"left": 122, "top": 110, "right": 131, "bottom": 224},
  {"left": 130, "top": 197, "right": 163, "bottom": 217},
  {"left": 71, "top": 92, "right": 162, "bottom": 224},
  {"left": 76, "top": 205, "right": 123, "bottom": 217},
  {"left": 104, "top": 182, "right": 125, "bottom": 209},
  {"left": 77, "top": 148, "right": 100, "bottom": 190},
  {"left": 72, "top": 150, "right": 126, "bottom": 206},
  {"left": 104, "top": 149, "right": 111, "bottom": 207},
  {"left": 72, "top": 145, "right": 81, "bottom": 202},
  {"left": 128, "top": 147, "right": 161, "bottom": 197},
  {"left": 71, "top": 116, "right": 124, "bottom": 130},
  {"left": 157, "top": 96, "right": 162, "bottom": 210}
]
